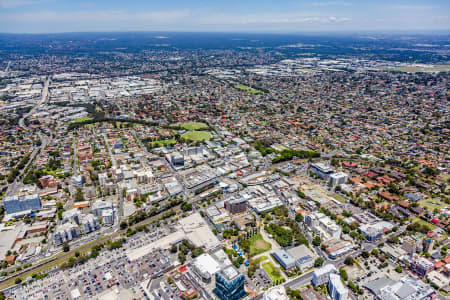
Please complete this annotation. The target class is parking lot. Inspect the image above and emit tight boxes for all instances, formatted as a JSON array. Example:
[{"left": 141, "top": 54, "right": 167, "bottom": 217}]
[{"left": 3, "top": 228, "right": 173, "bottom": 300}]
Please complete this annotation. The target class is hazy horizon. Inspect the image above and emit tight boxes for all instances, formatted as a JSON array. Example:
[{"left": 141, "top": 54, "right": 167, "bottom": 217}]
[{"left": 1, "top": 0, "right": 449, "bottom": 34}]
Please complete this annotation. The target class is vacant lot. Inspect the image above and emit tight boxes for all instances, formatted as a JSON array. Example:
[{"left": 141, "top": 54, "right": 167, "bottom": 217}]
[
  {"left": 180, "top": 131, "right": 212, "bottom": 141},
  {"left": 248, "top": 234, "right": 272, "bottom": 257},
  {"left": 180, "top": 122, "right": 208, "bottom": 130},
  {"left": 262, "top": 262, "right": 283, "bottom": 283}
]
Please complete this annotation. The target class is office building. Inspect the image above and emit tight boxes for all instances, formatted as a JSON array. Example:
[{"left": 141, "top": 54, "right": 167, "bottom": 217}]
[
  {"left": 328, "top": 274, "right": 348, "bottom": 300},
  {"left": 329, "top": 172, "right": 348, "bottom": 187},
  {"left": 225, "top": 198, "right": 248, "bottom": 214},
  {"left": 310, "top": 163, "right": 334, "bottom": 179},
  {"left": 312, "top": 264, "right": 337, "bottom": 286},
  {"left": 71, "top": 175, "right": 83, "bottom": 188},
  {"left": 272, "top": 249, "right": 296, "bottom": 270},
  {"left": 3, "top": 194, "right": 41, "bottom": 214},
  {"left": 264, "top": 286, "right": 289, "bottom": 300},
  {"left": 410, "top": 255, "right": 434, "bottom": 277},
  {"left": 214, "top": 265, "right": 246, "bottom": 300}
]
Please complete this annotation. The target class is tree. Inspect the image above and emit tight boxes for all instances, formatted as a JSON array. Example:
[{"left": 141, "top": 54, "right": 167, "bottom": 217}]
[
  {"left": 344, "top": 256, "right": 354, "bottom": 266},
  {"left": 362, "top": 251, "right": 370, "bottom": 259},
  {"left": 339, "top": 268, "right": 348, "bottom": 281},
  {"left": 295, "top": 213, "right": 304, "bottom": 223},
  {"left": 314, "top": 258, "right": 324, "bottom": 267},
  {"left": 312, "top": 236, "right": 321, "bottom": 247},
  {"left": 120, "top": 221, "right": 128, "bottom": 230},
  {"left": 14, "top": 278, "right": 22, "bottom": 284},
  {"left": 62, "top": 242, "right": 70, "bottom": 252},
  {"left": 395, "top": 266, "right": 403, "bottom": 273}
]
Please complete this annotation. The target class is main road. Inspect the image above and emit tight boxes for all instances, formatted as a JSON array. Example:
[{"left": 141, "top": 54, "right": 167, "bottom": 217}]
[{"left": 7, "top": 78, "right": 51, "bottom": 196}]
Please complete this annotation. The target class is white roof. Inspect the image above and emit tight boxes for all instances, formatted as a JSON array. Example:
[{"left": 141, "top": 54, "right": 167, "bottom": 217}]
[{"left": 193, "top": 253, "right": 221, "bottom": 275}]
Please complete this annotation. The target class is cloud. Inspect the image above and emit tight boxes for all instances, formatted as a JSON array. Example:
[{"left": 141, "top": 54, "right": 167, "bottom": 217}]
[{"left": 199, "top": 13, "right": 351, "bottom": 25}]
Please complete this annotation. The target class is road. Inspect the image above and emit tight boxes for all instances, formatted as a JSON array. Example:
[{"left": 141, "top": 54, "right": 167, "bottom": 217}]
[{"left": 7, "top": 78, "right": 51, "bottom": 196}]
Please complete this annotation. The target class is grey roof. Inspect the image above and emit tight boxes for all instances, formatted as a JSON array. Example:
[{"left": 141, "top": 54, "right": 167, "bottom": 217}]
[
  {"left": 363, "top": 277, "right": 395, "bottom": 295},
  {"left": 395, "top": 283, "right": 415, "bottom": 299}
]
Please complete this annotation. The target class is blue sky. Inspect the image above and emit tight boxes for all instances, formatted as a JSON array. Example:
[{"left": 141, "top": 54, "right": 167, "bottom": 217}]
[{"left": 1, "top": 0, "right": 449, "bottom": 33}]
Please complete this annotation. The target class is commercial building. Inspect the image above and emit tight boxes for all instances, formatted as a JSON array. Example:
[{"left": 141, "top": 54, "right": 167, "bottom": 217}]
[
  {"left": 225, "top": 198, "right": 248, "bottom": 215},
  {"left": 410, "top": 255, "right": 434, "bottom": 277},
  {"left": 3, "top": 194, "right": 41, "bottom": 214},
  {"left": 264, "top": 286, "right": 289, "bottom": 300},
  {"left": 358, "top": 221, "right": 393, "bottom": 242},
  {"left": 306, "top": 212, "right": 341, "bottom": 240},
  {"left": 214, "top": 265, "right": 246, "bottom": 300},
  {"left": 312, "top": 264, "right": 337, "bottom": 286},
  {"left": 170, "top": 152, "right": 184, "bottom": 166},
  {"left": 272, "top": 250, "right": 296, "bottom": 270},
  {"left": 328, "top": 274, "right": 348, "bottom": 300},
  {"left": 71, "top": 175, "right": 83, "bottom": 188},
  {"left": 91, "top": 201, "right": 113, "bottom": 219},
  {"left": 329, "top": 172, "right": 348, "bottom": 187},
  {"left": 287, "top": 245, "right": 316, "bottom": 271},
  {"left": 363, "top": 276, "right": 436, "bottom": 300},
  {"left": 310, "top": 163, "right": 334, "bottom": 179}
]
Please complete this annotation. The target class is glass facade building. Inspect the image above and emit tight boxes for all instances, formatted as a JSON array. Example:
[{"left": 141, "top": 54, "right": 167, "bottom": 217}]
[
  {"left": 3, "top": 194, "right": 41, "bottom": 214},
  {"left": 214, "top": 265, "right": 246, "bottom": 300}
]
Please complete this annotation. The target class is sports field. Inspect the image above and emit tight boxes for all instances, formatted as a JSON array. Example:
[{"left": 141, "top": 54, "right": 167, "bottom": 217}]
[
  {"left": 234, "top": 84, "right": 264, "bottom": 94},
  {"left": 248, "top": 234, "right": 272, "bottom": 257},
  {"left": 180, "top": 122, "right": 208, "bottom": 130},
  {"left": 180, "top": 131, "right": 212, "bottom": 141}
]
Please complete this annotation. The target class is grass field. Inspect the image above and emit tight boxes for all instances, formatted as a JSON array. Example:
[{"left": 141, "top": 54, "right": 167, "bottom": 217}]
[
  {"left": 69, "top": 117, "right": 93, "bottom": 124},
  {"left": 262, "top": 262, "right": 283, "bottom": 282},
  {"left": 384, "top": 64, "right": 450, "bottom": 73},
  {"left": 180, "top": 131, "right": 212, "bottom": 141},
  {"left": 419, "top": 198, "right": 446, "bottom": 211},
  {"left": 180, "top": 122, "right": 208, "bottom": 130},
  {"left": 332, "top": 193, "right": 347, "bottom": 203},
  {"left": 411, "top": 217, "right": 437, "bottom": 230},
  {"left": 150, "top": 139, "right": 176, "bottom": 147},
  {"left": 248, "top": 234, "right": 272, "bottom": 257},
  {"left": 251, "top": 256, "right": 269, "bottom": 265},
  {"left": 234, "top": 84, "right": 264, "bottom": 95}
]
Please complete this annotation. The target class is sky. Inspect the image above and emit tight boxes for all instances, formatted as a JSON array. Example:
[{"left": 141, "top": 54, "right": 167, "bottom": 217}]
[{"left": 0, "top": 0, "right": 449, "bottom": 33}]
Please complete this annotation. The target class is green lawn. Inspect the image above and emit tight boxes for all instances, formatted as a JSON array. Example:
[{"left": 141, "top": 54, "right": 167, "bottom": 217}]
[
  {"left": 180, "top": 131, "right": 212, "bottom": 141},
  {"left": 251, "top": 255, "right": 268, "bottom": 265},
  {"left": 332, "top": 193, "right": 347, "bottom": 203},
  {"left": 419, "top": 198, "right": 445, "bottom": 211},
  {"left": 180, "top": 122, "right": 208, "bottom": 130},
  {"left": 248, "top": 234, "right": 272, "bottom": 257},
  {"left": 411, "top": 217, "right": 437, "bottom": 230},
  {"left": 150, "top": 139, "right": 177, "bottom": 147},
  {"left": 234, "top": 84, "right": 264, "bottom": 95},
  {"left": 69, "top": 117, "right": 93, "bottom": 124},
  {"left": 262, "top": 262, "right": 283, "bottom": 282}
]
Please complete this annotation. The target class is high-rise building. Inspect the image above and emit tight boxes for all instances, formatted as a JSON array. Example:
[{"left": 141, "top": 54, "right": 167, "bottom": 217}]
[
  {"left": 3, "top": 194, "right": 42, "bottom": 214},
  {"left": 214, "top": 265, "right": 246, "bottom": 300},
  {"left": 312, "top": 264, "right": 337, "bottom": 286},
  {"left": 328, "top": 274, "right": 348, "bottom": 300},
  {"left": 225, "top": 198, "right": 248, "bottom": 214}
]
